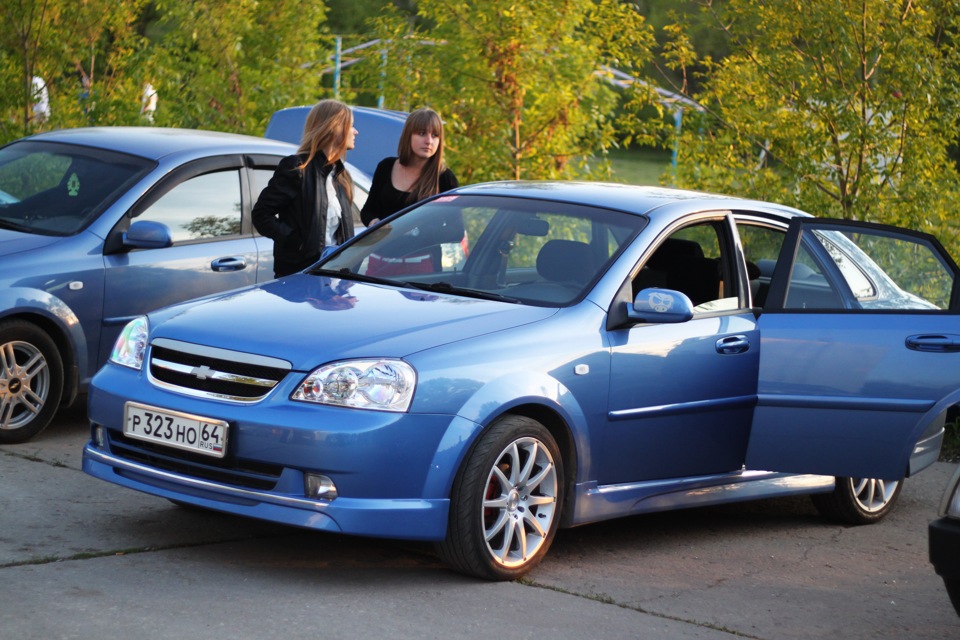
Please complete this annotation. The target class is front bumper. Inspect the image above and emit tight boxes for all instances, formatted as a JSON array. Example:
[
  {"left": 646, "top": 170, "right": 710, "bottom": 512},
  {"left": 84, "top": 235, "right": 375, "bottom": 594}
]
[
  {"left": 82, "top": 444, "right": 450, "bottom": 539},
  {"left": 82, "top": 363, "right": 482, "bottom": 541}
]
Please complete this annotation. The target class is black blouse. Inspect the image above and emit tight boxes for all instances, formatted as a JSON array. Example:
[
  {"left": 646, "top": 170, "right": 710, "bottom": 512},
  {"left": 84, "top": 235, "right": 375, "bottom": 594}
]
[{"left": 360, "top": 157, "right": 458, "bottom": 226}]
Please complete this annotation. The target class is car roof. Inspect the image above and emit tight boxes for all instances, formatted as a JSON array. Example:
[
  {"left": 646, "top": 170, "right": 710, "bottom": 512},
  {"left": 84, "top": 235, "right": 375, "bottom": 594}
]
[
  {"left": 20, "top": 127, "right": 297, "bottom": 162},
  {"left": 451, "top": 180, "right": 811, "bottom": 220}
]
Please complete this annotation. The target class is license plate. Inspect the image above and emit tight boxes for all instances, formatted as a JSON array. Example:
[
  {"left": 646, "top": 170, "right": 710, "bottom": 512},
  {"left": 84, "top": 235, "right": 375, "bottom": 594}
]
[{"left": 124, "top": 402, "right": 228, "bottom": 458}]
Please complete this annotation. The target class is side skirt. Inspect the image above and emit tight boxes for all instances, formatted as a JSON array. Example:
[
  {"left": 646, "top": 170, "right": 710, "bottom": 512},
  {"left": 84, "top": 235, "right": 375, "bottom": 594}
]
[{"left": 569, "top": 470, "right": 835, "bottom": 526}]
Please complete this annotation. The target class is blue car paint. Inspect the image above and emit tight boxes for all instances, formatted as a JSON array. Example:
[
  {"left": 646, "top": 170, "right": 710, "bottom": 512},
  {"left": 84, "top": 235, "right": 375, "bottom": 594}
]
[
  {"left": 81, "top": 181, "right": 960, "bottom": 553},
  {"left": 749, "top": 311, "right": 960, "bottom": 479}
]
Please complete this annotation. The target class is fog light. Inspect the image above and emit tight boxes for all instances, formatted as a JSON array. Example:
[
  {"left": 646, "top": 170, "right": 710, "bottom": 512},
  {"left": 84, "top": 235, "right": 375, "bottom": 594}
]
[
  {"left": 94, "top": 425, "right": 106, "bottom": 448},
  {"left": 305, "top": 473, "right": 338, "bottom": 500}
]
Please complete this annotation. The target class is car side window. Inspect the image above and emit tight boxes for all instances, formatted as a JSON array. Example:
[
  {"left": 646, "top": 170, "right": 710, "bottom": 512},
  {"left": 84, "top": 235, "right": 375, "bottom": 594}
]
[
  {"left": 737, "top": 223, "right": 786, "bottom": 308},
  {"left": 137, "top": 170, "right": 242, "bottom": 243},
  {"left": 789, "top": 226, "right": 954, "bottom": 310},
  {"left": 634, "top": 222, "right": 730, "bottom": 312}
]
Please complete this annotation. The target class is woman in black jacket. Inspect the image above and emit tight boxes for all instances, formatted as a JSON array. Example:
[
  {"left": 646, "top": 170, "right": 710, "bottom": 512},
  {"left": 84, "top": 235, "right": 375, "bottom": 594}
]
[
  {"left": 359, "top": 107, "right": 457, "bottom": 227},
  {"left": 253, "top": 99, "right": 358, "bottom": 278}
]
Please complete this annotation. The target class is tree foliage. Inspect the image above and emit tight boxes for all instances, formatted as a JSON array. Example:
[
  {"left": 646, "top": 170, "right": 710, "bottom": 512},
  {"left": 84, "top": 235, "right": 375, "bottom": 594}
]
[
  {"left": 149, "top": 0, "right": 329, "bottom": 133},
  {"left": 0, "top": 0, "right": 151, "bottom": 139},
  {"left": 665, "top": 0, "right": 960, "bottom": 248},
  {"left": 362, "top": 0, "right": 661, "bottom": 183},
  {"left": 0, "top": 0, "right": 334, "bottom": 143},
  {"left": 2, "top": 0, "right": 959, "bottom": 261}
]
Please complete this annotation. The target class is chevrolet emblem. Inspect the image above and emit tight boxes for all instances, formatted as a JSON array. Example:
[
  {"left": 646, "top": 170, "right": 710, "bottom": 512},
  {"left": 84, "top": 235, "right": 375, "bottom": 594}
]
[{"left": 191, "top": 365, "right": 215, "bottom": 380}]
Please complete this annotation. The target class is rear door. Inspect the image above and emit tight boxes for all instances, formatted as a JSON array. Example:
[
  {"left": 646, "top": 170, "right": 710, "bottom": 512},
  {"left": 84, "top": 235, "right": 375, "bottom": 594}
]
[{"left": 746, "top": 218, "right": 960, "bottom": 479}]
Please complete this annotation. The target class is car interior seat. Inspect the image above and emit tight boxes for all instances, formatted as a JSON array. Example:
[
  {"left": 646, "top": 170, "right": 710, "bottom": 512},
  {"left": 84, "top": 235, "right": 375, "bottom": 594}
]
[{"left": 643, "top": 238, "right": 721, "bottom": 306}]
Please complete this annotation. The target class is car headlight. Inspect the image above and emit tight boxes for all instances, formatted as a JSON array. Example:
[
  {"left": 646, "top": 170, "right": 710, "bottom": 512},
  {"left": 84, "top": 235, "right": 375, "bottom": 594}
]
[
  {"left": 292, "top": 359, "right": 416, "bottom": 412},
  {"left": 109, "top": 316, "right": 149, "bottom": 370}
]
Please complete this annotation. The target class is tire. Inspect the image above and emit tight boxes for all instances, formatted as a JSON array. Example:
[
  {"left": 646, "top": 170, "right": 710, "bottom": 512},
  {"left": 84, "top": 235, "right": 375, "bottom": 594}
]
[
  {"left": 438, "top": 415, "right": 564, "bottom": 581},
  {"left": 0, "top": 320, "right": 64, "bottom": 444},
  {"left": 811, "top": 477, "right": 903, "bottom": 525}
]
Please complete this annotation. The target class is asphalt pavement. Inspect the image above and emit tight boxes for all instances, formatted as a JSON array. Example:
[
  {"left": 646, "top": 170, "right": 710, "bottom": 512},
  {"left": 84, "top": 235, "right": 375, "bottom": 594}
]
[{"left": 1, "top": 402, "right": 958, "bottom": 639}]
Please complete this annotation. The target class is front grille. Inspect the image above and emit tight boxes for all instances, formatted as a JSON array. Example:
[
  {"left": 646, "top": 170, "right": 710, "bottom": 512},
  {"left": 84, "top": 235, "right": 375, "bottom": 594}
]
[
  {"left": 108, "top": 429, "right": 282, "bottom": 490},
  {"left": 148, "top": 338, "right": 291, "bottom": 402}
]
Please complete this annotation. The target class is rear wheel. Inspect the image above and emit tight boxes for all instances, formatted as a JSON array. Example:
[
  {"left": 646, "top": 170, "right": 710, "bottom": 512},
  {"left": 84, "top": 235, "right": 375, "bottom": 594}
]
[
  {"left": 811, "top": 477, "right": 902, "bottom": 524},
  {"left": 438, "top": 415, "right": 564, "bottom": 581},
  {"left": 0, "top": 320, "right": 64, "bottom": 444}
]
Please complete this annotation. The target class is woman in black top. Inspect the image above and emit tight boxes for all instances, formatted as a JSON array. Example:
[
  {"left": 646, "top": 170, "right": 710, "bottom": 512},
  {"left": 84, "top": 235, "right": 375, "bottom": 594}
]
[
  {"left": 253, "top": 99, "right": 358, "bottom": 278},
  {"left": 360, "top": 107, "right": 458, "bottom": 227}
]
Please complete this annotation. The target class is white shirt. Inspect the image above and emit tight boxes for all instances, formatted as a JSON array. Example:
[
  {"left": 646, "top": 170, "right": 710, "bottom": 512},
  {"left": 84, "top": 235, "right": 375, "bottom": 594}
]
[{"left": 324, "top": 171, "right": 342, "bottom": 246}]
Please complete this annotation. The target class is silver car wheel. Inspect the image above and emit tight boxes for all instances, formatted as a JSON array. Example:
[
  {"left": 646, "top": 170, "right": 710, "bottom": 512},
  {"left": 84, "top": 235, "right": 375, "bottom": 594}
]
[
  {"left": 811, "top": 474, "right": 904, "bottom": 524},
  {"left": 0, "top": 339, "right": 50, "bottom": 430},
  {"left": 848, "top": 477, "right": 900, "bottom": 513},
  {"left": 0, "top": 320, "right": 63, "bottom": 443},
  {"left": 482, "top": 435, "right": 559, "bottom": 569}
]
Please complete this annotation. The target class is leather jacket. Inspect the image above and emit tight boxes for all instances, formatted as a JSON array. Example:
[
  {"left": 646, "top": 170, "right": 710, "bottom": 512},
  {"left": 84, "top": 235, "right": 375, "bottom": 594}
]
[{"left": 252, "top": 152, "right": 354, "bottom": 273}]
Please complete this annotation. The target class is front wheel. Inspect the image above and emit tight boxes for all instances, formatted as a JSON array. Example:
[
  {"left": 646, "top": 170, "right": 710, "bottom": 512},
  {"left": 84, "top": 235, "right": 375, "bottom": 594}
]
[
  {"left": 438, "top": 415, "right": 564, "bottom": 581},
  {"left": 0, "top": 320, "right": 64, "bottom": 444},
  {"left": 811, "top": 477, "right": 902, "bottom": 524}
]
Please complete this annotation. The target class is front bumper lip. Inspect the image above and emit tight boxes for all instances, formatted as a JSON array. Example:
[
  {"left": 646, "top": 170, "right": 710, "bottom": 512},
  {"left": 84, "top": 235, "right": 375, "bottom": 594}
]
[
  {"left": 82, "top": 443, "right": 451, "bottom": 540},
  {"left": 84, "top": 445, "right": 331, "bottom": 511}
]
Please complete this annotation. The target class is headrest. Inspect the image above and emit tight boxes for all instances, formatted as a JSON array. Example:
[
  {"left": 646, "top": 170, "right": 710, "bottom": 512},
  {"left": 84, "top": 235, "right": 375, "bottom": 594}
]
[
  {"left": 537, "top": 239, "right": 593, "bottom": 283},
  {"left": 647, "top": 238, "right": 705, "bottom": 270}
]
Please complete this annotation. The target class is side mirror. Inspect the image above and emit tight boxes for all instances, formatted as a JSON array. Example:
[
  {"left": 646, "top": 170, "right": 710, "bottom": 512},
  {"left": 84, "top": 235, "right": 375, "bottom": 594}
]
[
  {"left": 627, "top": 288, "right": 694, "bottom": 324},
  {"left": 123, "top": 220, "right": 173, "bottom": 249}
]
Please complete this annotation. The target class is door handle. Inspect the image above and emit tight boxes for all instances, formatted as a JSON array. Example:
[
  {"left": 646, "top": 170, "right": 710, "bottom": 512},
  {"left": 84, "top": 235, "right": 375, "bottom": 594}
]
[
  {"left": 211, "top": 256, "right": 247, "bottom": 272},
  {"left": 905, "top": 334, "right": 960, "bottom": 353},
  {"left": 716, "top": 334, "right": 750, "bottom": 355}
]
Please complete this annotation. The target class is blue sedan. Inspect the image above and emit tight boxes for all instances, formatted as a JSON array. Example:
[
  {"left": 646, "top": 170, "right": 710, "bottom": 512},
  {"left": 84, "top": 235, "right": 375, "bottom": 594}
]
[
  {"left": 82, "top": 181, "right": 960, "bottom": 580},
  {"left": 0, "top": 127, "right": 371, "bottom": 443}
]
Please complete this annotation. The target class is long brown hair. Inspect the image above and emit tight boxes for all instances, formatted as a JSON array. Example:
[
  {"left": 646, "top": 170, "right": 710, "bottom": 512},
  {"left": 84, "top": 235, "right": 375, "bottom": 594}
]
[
  {"left": 298, "top": 99, "right": 353, "bottom": 200},
  {"left": 397, "top": 107, "right": 447, "bottom": 203}
]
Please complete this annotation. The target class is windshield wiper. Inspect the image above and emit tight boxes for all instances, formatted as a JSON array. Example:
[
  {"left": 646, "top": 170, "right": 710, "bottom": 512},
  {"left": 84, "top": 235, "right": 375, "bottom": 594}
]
[
  {"left": 313, "top": 267, "right": 398, "bottom": 287},
  {"left": 401, "top": 281, "right": 521, "bottom": 304},
  {"left": 314, "top": 269, "right": 521, "bottom": 304},
  {"left": 0, "top": 218, "right": 32, "bottom": 233}
]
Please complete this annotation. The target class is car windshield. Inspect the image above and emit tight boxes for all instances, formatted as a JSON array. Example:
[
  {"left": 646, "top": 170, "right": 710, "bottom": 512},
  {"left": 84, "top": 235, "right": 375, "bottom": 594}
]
[
  {"left": 318, "top": 193, "right": 645, "bottom": 306},
  {"left": 0, "top": 140, "right": 154, "bottom": 236}
]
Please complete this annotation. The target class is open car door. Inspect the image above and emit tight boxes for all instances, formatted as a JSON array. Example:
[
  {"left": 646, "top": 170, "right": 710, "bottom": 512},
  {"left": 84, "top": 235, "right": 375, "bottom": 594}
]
[{"left": 745, "top": 218, "right": 960, "bottom": 480}]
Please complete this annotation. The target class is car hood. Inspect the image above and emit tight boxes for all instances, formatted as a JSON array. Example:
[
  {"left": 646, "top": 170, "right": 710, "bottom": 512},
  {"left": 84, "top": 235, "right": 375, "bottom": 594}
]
[
  {"left": 0, "top": 229, "right": 61, "bottom": 256},
  {"left": 150, "top": 275, "right": 558, "bottom": 370}
]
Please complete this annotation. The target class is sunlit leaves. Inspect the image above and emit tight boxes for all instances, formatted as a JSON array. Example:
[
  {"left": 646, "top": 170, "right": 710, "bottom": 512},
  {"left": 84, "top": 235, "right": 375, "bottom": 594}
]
[
  {"left": 668, "top": 0, "right": 960, "bottom": 255},
  {"left": 364, "top": 0, "right": 659, "bottom": 183}
]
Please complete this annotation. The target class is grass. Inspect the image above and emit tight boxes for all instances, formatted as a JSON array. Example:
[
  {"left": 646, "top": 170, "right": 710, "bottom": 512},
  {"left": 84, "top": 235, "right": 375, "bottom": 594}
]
[{"left": 606, "top": 147, "right": 674, "bottom": 186}]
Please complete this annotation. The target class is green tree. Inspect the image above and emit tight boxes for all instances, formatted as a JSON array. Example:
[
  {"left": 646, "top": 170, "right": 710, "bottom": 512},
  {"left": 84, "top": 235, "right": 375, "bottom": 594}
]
[
  {"left": 666, "top": 0, "right": 960, "bottom": 249},
  {"left": 363, "top": 0, "right": 661, "bottom": 183},
  {"left": 148, "top": 0, "right": 330, "bottom": 134},
  {"left": 324, "top": 0, "right": 416, "bottom": 37},
  {"left": 0, "top": 0, "right": 149, "bottom": 141}
]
